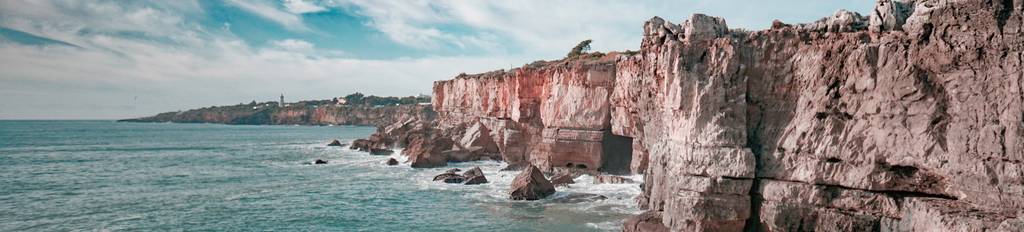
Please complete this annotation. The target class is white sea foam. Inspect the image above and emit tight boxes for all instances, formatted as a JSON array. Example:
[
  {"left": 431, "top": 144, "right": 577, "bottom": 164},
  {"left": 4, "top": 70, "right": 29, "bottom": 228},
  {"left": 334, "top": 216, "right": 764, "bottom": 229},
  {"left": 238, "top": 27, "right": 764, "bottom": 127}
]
[{"left": 302, "top": 138, "right": 642, "bottom": 231}]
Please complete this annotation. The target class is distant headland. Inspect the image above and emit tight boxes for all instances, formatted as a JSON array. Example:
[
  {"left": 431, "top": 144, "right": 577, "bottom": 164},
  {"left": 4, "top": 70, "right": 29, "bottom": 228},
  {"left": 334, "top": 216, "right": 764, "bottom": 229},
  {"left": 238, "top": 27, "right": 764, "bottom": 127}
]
[{"left": 118, "top": 93, "right": 434, "bottom": 126}]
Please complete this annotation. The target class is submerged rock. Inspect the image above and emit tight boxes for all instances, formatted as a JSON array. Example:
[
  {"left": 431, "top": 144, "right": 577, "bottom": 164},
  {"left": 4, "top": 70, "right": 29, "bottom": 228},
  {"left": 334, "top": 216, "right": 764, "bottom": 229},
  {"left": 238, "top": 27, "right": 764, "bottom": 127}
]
[
  {"left": 314, "top": 159, "right": 328, "bottom": 164},
  {"left": 550, "top": 193, "right": 608, "bottom": 204},
  {"left": 326, "top": 139, "right": 343, "bottom": 146},
  {"left": 369, "top": 148, "right": 394, "bottom": 156},
  {"left": 386, "top": 158, "right": 399, "bottom": 166},
  {"left": 509, "top": 165, "right": 555, "bottom": 200}
]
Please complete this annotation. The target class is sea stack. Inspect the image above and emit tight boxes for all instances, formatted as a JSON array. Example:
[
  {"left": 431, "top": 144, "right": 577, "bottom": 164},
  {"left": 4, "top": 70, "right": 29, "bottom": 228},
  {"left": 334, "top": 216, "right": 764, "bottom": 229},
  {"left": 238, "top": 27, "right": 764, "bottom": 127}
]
[{"left": 509, "top": 165, "right": 555, "bottom": 200}]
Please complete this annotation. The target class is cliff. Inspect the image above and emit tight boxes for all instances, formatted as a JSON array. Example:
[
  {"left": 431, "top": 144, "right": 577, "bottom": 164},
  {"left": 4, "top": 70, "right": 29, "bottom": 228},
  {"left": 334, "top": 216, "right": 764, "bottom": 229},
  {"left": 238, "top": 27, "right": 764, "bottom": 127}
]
[
  {"left": 120, "top": 102, "right": 435, "bottom": 126},
  {"left": 416, "top": 0, "right": 1024, "bottom": 231}
]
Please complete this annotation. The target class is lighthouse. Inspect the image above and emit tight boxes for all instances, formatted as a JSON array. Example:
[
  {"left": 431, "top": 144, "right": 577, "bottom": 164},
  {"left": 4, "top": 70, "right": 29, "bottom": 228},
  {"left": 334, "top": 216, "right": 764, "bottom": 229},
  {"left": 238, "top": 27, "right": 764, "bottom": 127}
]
[{"left": 279, "top": 94, "right": 284, "bottom": 107}]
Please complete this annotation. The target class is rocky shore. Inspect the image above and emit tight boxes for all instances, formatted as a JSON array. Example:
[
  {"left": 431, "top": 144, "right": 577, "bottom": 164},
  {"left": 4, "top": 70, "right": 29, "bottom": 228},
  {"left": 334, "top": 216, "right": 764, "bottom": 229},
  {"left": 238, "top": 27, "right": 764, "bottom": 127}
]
[{"left": 351, "top": 0, "right": 1024, "bottom": 231}]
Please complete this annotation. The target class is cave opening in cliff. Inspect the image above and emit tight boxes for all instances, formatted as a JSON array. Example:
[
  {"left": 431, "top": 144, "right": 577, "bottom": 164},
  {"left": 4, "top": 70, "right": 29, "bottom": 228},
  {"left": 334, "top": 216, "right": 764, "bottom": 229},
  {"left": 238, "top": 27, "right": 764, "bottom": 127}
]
[{"left": 600, "top": 132, "right": 633, "bottom": 174}]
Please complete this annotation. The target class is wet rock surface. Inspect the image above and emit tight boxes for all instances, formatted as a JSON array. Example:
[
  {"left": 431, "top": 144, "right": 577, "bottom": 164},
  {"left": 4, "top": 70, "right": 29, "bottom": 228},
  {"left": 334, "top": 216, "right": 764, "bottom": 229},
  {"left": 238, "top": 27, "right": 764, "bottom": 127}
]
[
  {"left": 385, "top": 158, "right": 399, "bottom": 166},
  {"left": 550, "top": 193, "right": 608, "bottom": 204},
  {"left": 548, "top": 173, "right": 575, "bottom": 187},
  {"left": 509, "top": 165, "right": 556, "bottom": 200},
  {"left": 326, "top": 140, "right": 343, "bottom": 146}
]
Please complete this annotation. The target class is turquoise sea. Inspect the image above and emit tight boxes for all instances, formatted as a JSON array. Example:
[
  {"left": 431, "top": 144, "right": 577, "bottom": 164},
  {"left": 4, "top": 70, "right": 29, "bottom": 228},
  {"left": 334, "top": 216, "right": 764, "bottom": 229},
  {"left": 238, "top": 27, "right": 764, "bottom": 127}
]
[{"left": 0, "top": 121, "right": 640, "bottom": 231}]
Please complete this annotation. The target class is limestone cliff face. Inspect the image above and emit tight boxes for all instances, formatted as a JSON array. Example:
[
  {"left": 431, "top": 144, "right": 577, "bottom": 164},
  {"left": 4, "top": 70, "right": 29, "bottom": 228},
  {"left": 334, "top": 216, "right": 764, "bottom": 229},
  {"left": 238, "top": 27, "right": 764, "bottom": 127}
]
[
  {"left": 430, "top": 0, "right": 1024, "bottom": 230},
  {"left": 432, "top": 57, "right": 635, "bottom": 173}
]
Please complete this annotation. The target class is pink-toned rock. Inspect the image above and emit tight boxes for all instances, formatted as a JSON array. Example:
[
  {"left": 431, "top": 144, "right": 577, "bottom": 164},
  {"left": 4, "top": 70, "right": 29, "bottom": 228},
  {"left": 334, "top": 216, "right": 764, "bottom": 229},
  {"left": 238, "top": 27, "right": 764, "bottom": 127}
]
[
  {"left": 549, "top": 172, "right": 575, "bottom": 187},
  {"left": 623, "top": 211, "right": 670, "bottom": 232},
  {"left": 405, "top": 134, "right": 453, "bottom": 168},
  {"left": 388, "top": 0, "right": 1024, "bottom": 230},
  {"left": 509, "top": 165, "right": 556, "bottom": 200}
]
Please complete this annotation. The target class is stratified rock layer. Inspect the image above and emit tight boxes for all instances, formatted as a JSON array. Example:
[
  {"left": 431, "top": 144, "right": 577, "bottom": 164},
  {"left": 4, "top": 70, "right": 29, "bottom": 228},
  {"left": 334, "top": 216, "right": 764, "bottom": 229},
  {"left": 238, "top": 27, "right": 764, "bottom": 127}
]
[{"left": 426, "top": 0, "right": 1024, "bottom": 230}]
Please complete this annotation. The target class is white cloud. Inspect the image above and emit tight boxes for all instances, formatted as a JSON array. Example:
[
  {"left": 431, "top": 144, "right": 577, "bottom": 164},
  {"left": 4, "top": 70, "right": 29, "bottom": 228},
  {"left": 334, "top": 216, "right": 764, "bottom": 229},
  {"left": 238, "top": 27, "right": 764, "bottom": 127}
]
[
  {"left": 282, "top": 0, "right": 327, "bottom": 14},
  {"left": 0, "top": 0, "right": 875, "bottom": 119},
  {"left": 0, "top": 31, "right": 512, "bottom": 119},
  {"left": 335, "top": 0, "right": 874, "bottom": 58},
  {"left": 226, "top": 0, "right": 310, "bottom": 32},
  {"left": 271, "top": 39, "right": 315, "bottom": 53}
]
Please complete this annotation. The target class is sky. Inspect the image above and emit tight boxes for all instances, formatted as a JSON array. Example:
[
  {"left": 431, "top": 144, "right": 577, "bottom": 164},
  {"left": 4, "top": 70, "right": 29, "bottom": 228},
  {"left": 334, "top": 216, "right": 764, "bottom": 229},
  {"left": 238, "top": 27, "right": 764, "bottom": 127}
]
[{"left": 0, "top": 0, "right": 874, "bottom": 119}]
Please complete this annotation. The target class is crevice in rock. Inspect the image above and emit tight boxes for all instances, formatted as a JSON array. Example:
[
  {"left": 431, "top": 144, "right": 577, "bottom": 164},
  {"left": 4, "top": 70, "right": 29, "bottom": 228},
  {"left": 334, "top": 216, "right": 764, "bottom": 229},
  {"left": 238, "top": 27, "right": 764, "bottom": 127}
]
[
  {"left": 919, "top": 23, "right": 934, "bottom": 45},
  {"left": 763, "top": 177, "right": 960, "bottom": 201},
  {"left": 996, "top": 0, "right": 1013, "bottom": 34},
  {"left": 743, "top": 104, "right": 765, "bottom": 232}
]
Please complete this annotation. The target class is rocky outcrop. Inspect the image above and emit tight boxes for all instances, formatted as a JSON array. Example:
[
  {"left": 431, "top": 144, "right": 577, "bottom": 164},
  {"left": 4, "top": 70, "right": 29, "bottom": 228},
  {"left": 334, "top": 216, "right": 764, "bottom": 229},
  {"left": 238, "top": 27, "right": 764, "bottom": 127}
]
[
  {"left": 326, "top": 140, "right": 343, "bottom": 146},
  {"left": 407, "top": 0, "right": 1024, "bottom": 230},
  {"left": 432, "top": 55, "right": 636, "bottom": 174},
  {"left": 509, "top": 165, "right": 556, "bottom": 200},
  {"left": 386, "top": 158, "right": 399, "bottom": 166},
  {"left": 616, "top": 0, "right": 1024, "bottom": 230}
]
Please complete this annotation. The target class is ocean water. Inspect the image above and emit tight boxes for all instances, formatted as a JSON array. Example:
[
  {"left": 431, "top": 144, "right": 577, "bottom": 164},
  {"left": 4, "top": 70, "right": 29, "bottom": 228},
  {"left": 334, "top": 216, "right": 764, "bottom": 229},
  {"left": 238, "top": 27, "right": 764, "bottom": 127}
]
[{"left": 0, "top": 121, "right": 641, "bottom": 231}]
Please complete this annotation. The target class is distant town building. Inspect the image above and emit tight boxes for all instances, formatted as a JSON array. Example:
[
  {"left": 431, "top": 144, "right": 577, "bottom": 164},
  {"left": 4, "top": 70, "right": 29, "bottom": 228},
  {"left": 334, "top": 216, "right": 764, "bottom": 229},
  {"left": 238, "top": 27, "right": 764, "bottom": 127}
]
[{"left": 336, "top": 98, "right": 347, "bottom": 105}]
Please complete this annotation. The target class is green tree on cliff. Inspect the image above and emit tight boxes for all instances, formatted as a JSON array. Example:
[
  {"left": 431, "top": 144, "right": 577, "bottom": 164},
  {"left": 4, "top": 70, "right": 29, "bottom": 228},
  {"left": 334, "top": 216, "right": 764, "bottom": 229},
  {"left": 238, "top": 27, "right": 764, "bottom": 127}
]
[{"left": 566, "top": 39, "right": 592, "bottom": 59}]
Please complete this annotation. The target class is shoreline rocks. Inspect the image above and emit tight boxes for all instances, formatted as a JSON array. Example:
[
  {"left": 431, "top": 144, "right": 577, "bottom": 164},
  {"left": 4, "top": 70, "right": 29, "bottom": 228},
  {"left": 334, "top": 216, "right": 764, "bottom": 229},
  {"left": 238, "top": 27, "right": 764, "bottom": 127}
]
[
  {"left": 463, "top": 167, "right": 488, "bottom": 185},
  {"left": 349, "top": 0, "right": 1024, "bottom": 230},
  {"left": 386, "top": 158, "right": 399, "bottom": 166},
  {"left": 314, "top": 159, "right": 327, "bottom": 164},
  {"left": 431, "top": 166, "right": 489, "bottom": 185},
  {"left": 509, "top": 165, "right": 555, "bottom": 200},
  {"left": 327, "top": 139, "right": 343, "bottom": 146},
  {"left": 549, "top": 173, "right": 575, "bottom": 187}
]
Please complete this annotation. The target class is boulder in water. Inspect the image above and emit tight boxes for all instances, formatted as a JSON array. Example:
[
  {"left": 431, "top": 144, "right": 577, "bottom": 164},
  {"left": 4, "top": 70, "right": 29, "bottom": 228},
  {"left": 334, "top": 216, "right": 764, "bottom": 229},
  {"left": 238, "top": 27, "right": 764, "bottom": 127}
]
[
  {"left": 509, "top": 164, "right": 555, "bottom": 200},
  {"left": 369, "top": 148, "right": 394, "bottom": 156},
  {"left": 349, "top": 139, "right": 371, "bottom": 151},
  {"left": 433, "top": 172, "right": 458, "bottom": 181},
  {"left": 445, "top": 168, "right": 462, "bottom": 174},
  {"left": 314, "top": 159, "right": 328, "bottom": 164},
  {"left": 433, "top": 172, "right": 465, "bottom": 184},
  {"left": 462, "top": 167, "right": 483, "bottom": 178},
  {"left": 549, "top": 173, "right": 575, "bottom": 187},
  {"left": 386, "top": 158, "right": 399, "bottom": 166},
  {"left": 550, "top": 193, "right": 608, "bottom": 204},
  {"left": 327, "top": 139, "right": 344, "bottom": 146},
  {"left": 464, "top": 174, "right": 488, "bottom": 185},
  {"left": 462, "top": 167, "right": 488, "bottom": 185}
]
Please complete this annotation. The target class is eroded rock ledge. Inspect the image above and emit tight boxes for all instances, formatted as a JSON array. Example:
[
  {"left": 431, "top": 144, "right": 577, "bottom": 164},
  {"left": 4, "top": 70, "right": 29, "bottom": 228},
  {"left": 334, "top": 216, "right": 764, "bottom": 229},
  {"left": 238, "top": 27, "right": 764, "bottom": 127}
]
[{"left": 362, "top": 0, "right": 1024, "bottom": 230}]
